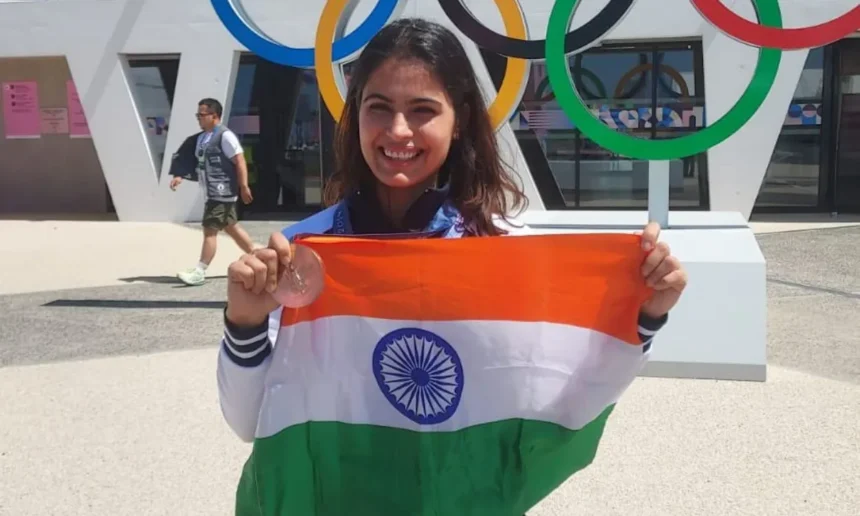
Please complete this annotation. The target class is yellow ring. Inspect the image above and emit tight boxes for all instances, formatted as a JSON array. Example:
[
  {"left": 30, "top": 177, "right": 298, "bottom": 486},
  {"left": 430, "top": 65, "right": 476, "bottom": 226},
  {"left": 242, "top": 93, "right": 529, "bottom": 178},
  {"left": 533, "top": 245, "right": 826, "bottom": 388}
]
[{"left": 314, "top": 0, "right": 528, "bottom": 130}]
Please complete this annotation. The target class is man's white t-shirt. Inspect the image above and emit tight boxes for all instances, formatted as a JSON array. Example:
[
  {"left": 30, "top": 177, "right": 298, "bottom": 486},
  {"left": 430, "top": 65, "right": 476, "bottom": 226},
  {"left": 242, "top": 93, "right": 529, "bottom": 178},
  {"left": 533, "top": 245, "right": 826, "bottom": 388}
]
[{"left": 196, "top": 127, "right": 244, "bottom": 201}]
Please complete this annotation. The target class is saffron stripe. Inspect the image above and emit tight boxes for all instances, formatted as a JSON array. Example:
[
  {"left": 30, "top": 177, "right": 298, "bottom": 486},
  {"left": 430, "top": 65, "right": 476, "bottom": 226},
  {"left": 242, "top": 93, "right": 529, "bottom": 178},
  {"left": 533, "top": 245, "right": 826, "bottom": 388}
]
[{"left": 283, "top": 233, "right": 651, "bottom": 345}]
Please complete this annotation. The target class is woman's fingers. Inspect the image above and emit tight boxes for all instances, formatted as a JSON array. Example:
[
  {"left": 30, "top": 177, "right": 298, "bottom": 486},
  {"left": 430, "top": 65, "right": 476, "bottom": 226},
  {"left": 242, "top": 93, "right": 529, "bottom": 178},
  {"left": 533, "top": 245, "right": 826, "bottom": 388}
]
[
  {"left": 651, "top": 267, "right": 688, "bottom": 292},
  {"left": 228, "top": 259, "right": 256, "bottom": 291},
  {"left": 641, "top": 241, "right": 670, "bottom": 279},
  {"left": 252, "top": 247, "right": 280, "bottom": 294}
]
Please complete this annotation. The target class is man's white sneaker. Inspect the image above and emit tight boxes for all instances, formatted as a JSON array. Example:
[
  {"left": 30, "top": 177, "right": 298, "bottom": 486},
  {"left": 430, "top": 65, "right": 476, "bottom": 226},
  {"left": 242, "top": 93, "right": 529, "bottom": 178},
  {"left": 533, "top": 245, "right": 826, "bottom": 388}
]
[{"left": 177, "top": 268, "right": 206, "bottom": 286}]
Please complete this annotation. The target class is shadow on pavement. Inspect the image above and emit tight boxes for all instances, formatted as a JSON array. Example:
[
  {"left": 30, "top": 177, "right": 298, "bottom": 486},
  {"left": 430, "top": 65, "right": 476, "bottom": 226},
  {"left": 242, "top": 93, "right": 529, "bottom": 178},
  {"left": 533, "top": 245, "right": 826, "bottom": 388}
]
[
  {"left": 42, "top": 299, "right": 226, "bottom": 309},
  {"left": 118, "top": 275, "right": 227, "bottom": 285}
]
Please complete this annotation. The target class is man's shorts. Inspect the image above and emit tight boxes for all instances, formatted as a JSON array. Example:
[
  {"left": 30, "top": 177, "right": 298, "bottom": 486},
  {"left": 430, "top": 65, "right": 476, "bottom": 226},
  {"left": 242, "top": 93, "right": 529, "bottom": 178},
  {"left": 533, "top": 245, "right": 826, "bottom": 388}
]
[{"left": 202, "top": 200, "right": 238, "bottom": 231}]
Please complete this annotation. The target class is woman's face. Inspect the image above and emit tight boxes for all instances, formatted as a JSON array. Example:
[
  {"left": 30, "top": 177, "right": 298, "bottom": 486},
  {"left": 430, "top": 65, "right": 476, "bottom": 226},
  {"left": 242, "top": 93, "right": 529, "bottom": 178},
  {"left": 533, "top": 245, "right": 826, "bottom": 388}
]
[{"left": 358, "top": 57, "right": 457, "bottom": 190}]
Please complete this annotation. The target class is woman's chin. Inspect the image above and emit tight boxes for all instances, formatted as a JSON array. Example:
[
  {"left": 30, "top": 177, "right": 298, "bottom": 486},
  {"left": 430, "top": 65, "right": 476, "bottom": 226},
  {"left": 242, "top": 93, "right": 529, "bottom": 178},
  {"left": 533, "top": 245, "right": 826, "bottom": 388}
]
[{"left": 374, "top": 171, "right": 429, "bottom": 189}]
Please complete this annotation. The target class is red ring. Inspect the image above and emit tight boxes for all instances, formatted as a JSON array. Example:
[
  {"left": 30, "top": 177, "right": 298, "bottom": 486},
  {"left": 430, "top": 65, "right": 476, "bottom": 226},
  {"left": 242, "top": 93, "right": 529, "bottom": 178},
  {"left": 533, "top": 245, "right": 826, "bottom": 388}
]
[{"left": 692, "top": 0, "right": 860, "bottom": 50}]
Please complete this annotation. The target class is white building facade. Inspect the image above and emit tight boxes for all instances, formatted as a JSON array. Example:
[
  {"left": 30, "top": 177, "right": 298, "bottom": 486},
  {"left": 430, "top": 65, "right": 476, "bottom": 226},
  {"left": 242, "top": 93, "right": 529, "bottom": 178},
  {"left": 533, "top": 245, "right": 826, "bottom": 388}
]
[{"left": 0, "top": 0, "right": 857, "bottom": 221}]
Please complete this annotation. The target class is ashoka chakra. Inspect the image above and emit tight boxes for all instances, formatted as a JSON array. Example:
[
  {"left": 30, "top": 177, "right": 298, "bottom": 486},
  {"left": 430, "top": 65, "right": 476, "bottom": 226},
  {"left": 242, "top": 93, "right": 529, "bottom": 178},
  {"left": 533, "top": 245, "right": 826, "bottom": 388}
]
[{"left": 372, "top": 328, "right": 464, "bottom": 425}]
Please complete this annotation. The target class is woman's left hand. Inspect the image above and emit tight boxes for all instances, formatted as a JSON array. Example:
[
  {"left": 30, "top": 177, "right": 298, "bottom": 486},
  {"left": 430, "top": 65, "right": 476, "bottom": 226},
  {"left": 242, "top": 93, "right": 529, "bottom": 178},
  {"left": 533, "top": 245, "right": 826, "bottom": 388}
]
[{"left": 639, "top": 222, "right": 688, "bottom": 319}]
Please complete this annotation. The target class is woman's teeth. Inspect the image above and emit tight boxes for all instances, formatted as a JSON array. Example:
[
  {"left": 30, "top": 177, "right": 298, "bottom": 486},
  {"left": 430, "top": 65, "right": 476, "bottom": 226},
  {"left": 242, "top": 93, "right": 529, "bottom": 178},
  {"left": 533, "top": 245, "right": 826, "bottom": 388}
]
[{"left": 383, "top": 149, "right": 419, "bottom": 160}]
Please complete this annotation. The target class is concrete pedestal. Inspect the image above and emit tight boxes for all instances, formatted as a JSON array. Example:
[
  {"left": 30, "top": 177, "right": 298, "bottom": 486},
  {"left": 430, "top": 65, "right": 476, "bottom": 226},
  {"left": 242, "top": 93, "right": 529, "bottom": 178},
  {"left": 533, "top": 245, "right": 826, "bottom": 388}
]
[{"left": 520, "top": 210, "right": 767, "bottom": 382}]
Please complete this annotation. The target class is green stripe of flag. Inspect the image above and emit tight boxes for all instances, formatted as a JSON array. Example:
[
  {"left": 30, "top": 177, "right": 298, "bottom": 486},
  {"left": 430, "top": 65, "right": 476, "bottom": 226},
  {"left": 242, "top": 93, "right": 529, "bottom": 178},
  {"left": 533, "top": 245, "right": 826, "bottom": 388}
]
[{"left": 236, "top": 406, "right": 616, "bottom": 516}]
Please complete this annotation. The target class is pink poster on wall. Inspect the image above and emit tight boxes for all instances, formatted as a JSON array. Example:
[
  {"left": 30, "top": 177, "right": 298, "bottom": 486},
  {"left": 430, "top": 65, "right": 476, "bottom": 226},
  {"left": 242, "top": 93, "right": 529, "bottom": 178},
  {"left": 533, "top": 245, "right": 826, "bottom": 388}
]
[
  {"left": 2, "top": 81, "right": 41, "bottom": 139},
  {"left": 66, "top": 79, "right": 91, "bottom": 138}
]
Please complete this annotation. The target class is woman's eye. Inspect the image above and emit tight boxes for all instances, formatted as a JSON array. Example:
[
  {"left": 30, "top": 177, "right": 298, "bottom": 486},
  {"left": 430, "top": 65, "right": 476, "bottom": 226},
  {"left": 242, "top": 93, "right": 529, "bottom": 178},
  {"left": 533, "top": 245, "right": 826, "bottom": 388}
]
[
  {"left": 413, "top": 106, "right": 436, "bottom": 115},
  {"left": 368, "top": 103, "right": 390, "bottom": 112}
]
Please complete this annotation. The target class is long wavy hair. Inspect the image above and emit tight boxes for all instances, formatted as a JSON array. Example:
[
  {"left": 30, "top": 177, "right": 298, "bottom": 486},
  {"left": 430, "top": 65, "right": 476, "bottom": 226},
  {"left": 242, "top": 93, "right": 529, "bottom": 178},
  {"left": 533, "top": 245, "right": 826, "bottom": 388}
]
[{"left": 322, "top": 17, "right": 527, "bottom": 236}]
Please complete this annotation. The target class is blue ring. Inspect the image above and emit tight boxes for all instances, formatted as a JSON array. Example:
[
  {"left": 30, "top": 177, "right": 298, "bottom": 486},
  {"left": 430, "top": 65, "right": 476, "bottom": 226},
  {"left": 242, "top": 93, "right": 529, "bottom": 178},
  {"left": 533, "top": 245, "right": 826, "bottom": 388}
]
[{"left": 211, "top": 0, "right": 399, "bottom": 68}]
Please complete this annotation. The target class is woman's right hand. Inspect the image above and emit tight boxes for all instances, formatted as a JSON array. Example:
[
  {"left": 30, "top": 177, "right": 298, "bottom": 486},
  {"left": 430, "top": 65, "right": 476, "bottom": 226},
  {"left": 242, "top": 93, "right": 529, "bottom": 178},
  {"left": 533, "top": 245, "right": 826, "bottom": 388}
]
[{"left": 225, "top": 232, "right": 292, "bottom": 328}]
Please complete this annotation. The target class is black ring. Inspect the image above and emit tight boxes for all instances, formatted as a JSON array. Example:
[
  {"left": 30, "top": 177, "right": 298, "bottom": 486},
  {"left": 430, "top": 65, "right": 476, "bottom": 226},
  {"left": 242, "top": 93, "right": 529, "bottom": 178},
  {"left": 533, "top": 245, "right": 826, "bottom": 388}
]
[{"left": 439, "top": 0, "right": 635, "bottom": 59}]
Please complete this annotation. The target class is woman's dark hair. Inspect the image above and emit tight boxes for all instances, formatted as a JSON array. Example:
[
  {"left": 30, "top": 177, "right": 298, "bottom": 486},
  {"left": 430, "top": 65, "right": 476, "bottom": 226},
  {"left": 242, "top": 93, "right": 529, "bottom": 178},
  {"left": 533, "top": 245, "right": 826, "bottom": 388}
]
[{"left": 322, "top": 17, "right": 527, "bottom": 236}]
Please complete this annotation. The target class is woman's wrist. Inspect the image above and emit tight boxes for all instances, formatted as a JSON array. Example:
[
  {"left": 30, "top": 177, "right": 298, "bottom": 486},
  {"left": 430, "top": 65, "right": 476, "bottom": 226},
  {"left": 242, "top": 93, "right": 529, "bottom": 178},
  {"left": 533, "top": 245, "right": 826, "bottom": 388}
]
[{"left": 224, "top": 306, "right": 269, "bottom": 331}]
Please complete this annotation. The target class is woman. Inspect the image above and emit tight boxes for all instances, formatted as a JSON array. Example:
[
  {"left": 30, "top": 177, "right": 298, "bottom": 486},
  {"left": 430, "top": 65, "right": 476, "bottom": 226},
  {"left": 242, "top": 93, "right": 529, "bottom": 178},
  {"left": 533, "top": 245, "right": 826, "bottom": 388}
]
[{"left": 219, "top": 18, "right": 687, "bottom": 515}]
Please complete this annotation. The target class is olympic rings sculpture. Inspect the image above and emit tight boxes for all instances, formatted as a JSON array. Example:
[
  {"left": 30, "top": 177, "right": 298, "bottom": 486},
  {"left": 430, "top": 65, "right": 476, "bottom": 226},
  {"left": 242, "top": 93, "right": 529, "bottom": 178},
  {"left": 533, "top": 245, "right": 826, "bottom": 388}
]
[{"left": 212, "top": 0, "right": 860, "bottom": 160}]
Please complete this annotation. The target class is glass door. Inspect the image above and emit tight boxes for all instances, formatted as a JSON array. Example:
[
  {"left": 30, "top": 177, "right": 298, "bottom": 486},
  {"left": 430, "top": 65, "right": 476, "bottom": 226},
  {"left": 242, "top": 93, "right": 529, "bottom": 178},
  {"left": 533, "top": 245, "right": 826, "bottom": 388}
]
[
  {"left": 834, "top": 40, "right": 860, "bottom": 213},
  {"left": 230, "top": 54, "right": 324, "bottom": 217}
]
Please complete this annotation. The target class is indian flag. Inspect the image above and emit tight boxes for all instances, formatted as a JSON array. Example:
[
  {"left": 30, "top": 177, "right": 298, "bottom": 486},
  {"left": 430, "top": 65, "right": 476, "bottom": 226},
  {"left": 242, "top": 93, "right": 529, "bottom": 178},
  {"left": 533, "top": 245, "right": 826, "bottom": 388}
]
[{"left": 236, "top": 232, "right": 651, "bottom": 515}]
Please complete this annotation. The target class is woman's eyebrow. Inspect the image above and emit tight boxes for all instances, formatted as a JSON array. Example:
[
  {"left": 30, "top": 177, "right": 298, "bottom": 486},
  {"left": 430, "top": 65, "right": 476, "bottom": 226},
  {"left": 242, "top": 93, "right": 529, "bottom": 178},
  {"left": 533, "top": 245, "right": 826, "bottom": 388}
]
[
  {"left": 362, "top": 92, "right": 391, "bottom": 103},
  {"left": 362, "top": 92, "right": 442, "bottom": 106},
  {"left": 409, "top": 97, "right": 443, "bottom": 106}
]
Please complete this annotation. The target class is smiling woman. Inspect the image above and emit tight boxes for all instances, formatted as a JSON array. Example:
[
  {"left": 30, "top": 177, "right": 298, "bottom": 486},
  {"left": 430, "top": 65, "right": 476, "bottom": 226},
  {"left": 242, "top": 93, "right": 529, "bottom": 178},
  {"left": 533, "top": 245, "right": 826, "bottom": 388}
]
[
  {"left": 357, "top": 58, "right": 457, "bottom": 206},
  {"left": 323, "top": 17, "right": 527, "bottom": 237},
  {"left": 216, "top": 16, "right": 689, "bottom": 516}
]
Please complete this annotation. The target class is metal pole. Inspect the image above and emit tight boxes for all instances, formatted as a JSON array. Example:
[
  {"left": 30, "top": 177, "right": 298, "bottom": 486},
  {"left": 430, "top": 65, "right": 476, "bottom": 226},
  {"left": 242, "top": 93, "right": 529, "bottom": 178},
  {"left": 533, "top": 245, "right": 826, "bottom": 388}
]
[{"left": 648, "top": 160, "right": 670, "bottom": 229}]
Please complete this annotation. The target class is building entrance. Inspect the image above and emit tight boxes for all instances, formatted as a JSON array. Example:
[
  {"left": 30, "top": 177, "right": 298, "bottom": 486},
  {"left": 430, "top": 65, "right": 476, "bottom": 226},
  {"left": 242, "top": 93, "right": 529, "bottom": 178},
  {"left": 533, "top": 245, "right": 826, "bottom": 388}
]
[
  {"left": 833, "top": 39, "right": 860, "bottom": 213},
  {"left": 754, "top": 38, "right": 860, "bottom": 215},
  {"left": 229, "top": 54, "right": 328, "bottom": 218}
]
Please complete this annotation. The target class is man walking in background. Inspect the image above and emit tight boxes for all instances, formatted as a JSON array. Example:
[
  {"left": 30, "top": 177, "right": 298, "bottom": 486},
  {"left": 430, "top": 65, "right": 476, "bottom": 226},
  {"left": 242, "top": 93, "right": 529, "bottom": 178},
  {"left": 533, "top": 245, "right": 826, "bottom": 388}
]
[{"left": 169, "top": 98, "right": 257, "bottom": 286}]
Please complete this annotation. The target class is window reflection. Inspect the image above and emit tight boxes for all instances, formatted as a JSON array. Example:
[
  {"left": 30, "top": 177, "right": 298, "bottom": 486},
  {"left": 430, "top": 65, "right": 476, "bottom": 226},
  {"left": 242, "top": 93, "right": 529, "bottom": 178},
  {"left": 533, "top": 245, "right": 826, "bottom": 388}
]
[
  {"left": 126, "top": 55, "right": 179, "bottom": 177},
  {"left": 229, "top": 54, "right": 322, "bottom": 213},
  {"left": 756, "top": 48, "right": 824, "bottom": 208},
  {"left": 509, "top": 43, "right": 708, "bottom": 209}
]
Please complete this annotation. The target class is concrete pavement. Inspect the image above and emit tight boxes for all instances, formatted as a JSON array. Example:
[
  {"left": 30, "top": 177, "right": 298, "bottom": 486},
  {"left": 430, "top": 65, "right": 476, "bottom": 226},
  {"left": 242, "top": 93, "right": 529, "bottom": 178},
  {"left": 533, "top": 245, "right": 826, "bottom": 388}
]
[
  {"left": 0, "top": 217, "right": 858, "bottom": 515},
  {"left": 2, "top": 348, "right": 856, "bottom": 516},
  {"left": 747, "top": 212, "right": 860, "bottom": 234},
  {"left": 0, "top": 220, "right": 254, "bottom": 296}
]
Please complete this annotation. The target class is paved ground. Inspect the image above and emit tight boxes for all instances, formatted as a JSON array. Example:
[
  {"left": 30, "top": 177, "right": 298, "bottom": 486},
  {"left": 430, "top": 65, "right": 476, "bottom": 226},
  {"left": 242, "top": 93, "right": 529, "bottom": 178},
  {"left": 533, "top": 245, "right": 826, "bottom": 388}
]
[
  {"left": 0, "top": 220, "right": 858, "bottom": 515},
  {"left": 759, "top": 226, "right": 860, "bottom": 384}
]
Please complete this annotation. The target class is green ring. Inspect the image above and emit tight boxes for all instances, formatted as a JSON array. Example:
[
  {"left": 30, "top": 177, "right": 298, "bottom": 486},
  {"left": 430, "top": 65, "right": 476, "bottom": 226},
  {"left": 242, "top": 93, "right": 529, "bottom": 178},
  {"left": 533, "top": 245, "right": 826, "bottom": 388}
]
[{"left": 545, "top": 0, "right": 783, "bottom": 160}]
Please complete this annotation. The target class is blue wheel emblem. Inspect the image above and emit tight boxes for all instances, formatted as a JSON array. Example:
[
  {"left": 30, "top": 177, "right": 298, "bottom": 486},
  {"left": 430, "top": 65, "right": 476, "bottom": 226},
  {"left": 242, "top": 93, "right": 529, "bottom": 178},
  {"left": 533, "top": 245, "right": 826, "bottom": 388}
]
[
  {"left": 372, "top": 328, "right": 464, "bottom": 425},
  {"left": 211, "top": 0, "right": 400, "bottom": 68}
]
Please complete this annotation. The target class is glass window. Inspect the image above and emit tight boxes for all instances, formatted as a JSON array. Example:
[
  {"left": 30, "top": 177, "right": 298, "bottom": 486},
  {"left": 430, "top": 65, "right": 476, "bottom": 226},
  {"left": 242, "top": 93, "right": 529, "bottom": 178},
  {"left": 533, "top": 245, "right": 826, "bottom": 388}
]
[
  {"left": 794, "top": 48, "right": 824, "bottom": 99},
  {"left": 229, "top": 54, "right": 323, "bottom": 213},
  {"left": 832, "top": 39, "right": 860, "bottom": 212},
  {"left": 755, "top": 48, "right": 824, "bottom": 208},
  {"left": 0, "top": 56, "right": 107, "bottom": 214},
  {"left": 505, "top": 42, "right": 708, "bottom": 209},
  {"left": 126, "top": 55, "right": 179, "bottom": 178}
]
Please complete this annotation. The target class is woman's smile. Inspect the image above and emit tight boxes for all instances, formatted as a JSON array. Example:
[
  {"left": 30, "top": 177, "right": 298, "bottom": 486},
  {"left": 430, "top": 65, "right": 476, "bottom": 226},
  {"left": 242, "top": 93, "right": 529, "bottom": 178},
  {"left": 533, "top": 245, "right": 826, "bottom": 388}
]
[
  {"left": 382, "top": 147, "right": 421, "bottom": 161},
  {"left": 380, "top": 147, "right": 424, "bottom": 170}
]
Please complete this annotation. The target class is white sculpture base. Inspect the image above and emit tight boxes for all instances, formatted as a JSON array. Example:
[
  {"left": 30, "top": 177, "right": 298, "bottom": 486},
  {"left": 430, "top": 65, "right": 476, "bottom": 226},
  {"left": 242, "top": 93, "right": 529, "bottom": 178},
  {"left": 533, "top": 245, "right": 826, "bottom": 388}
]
[{"left": 520, "top": 210, "right": 767, "bottom": 382}]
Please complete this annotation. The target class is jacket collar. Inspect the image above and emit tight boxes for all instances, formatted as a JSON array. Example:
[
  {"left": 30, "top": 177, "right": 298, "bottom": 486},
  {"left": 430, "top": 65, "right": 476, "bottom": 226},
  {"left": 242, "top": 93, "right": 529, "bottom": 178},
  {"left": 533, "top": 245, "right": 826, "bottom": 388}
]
[{"left": 344, "top": 185, "right": 454, "bottom": 235}]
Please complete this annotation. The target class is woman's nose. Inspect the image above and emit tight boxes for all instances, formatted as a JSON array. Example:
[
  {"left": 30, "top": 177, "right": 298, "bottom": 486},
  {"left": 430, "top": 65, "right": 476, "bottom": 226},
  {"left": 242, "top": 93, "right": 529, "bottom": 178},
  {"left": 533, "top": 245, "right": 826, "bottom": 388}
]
[{"left": 388, "top": 112, "right": 413, "bottom": 139}]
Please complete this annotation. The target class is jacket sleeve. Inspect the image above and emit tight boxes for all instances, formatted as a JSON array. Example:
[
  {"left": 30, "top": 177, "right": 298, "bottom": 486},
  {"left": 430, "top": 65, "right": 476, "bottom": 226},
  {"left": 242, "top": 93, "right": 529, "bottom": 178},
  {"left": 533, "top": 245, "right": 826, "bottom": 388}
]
[
  {"left": 216, "top": 307, "right": 282, "bottom": 442},
  {"left": 216, "top": 212, "right": 338, "bottom": 441},
  {"left": 637, "top": 313, "right": 668, "bottom": 351},
  {"left": 168, "top": 134, "right": 199, "bottom": 181}
]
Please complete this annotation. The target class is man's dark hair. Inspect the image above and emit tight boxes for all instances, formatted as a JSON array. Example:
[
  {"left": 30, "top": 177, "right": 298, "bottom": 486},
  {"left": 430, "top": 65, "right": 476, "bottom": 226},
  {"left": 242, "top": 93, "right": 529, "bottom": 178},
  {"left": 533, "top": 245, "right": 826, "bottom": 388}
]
[{"left": 198, "top": 98, "right": 223, "bottom": 118}]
